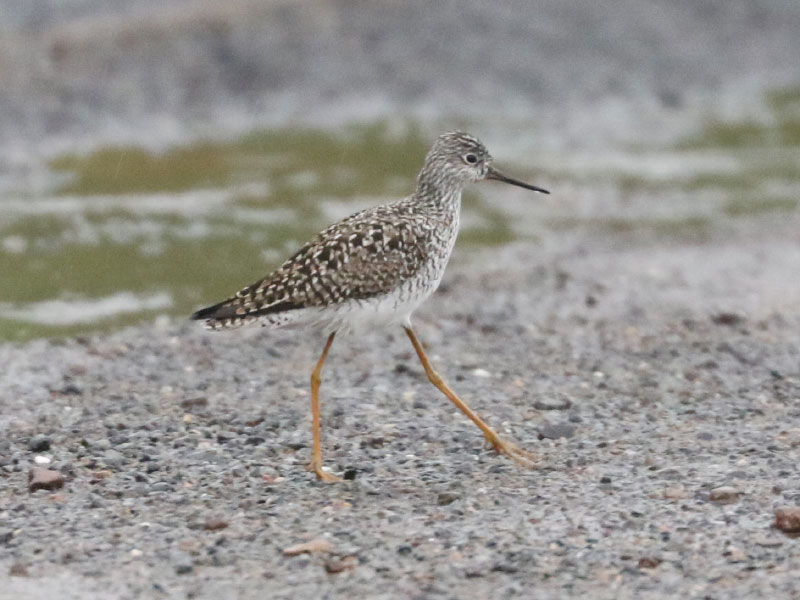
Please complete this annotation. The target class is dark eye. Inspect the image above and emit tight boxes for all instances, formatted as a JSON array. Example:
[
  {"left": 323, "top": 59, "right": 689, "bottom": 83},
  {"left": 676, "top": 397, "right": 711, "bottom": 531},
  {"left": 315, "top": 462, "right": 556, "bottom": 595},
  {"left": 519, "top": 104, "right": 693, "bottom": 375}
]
[{"left": 464, "top": 153, "right": 478, "bottom": 164}]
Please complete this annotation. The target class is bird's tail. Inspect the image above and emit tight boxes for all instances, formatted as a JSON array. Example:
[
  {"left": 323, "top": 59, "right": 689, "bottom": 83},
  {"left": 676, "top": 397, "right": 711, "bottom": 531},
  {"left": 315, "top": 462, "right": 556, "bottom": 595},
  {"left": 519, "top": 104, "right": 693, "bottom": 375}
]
[{"left": 191, "top": 298, "right": 306, "bottom": 331}]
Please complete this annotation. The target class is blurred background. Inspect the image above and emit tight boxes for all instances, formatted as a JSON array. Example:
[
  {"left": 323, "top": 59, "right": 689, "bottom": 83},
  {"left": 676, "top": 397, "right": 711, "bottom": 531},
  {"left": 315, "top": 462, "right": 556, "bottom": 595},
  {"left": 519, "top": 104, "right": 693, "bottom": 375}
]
[{"left": 1, "top": 0, "right": 799, "bottom": 341}]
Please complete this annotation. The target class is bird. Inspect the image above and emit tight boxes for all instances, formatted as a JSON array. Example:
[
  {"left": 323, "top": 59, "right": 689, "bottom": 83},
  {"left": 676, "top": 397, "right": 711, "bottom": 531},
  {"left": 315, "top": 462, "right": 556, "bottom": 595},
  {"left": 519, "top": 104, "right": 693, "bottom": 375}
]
[{"left": 192, "top": 131, "right": 550, "bottom": 482}]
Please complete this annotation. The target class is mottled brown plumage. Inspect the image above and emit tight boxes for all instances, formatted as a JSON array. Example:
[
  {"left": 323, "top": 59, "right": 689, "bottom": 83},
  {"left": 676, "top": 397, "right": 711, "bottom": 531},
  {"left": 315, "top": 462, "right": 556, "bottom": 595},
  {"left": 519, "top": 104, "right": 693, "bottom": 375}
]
[{"left": 192, "top": 202, "right": 434, "bottom": 329}]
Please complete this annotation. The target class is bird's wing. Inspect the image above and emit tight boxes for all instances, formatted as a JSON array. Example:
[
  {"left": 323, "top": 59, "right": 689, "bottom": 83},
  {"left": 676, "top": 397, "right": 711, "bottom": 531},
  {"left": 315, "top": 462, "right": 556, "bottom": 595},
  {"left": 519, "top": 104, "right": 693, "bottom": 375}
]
[{"left": 191, "top": 203, "right": 430, "bottom": 324}]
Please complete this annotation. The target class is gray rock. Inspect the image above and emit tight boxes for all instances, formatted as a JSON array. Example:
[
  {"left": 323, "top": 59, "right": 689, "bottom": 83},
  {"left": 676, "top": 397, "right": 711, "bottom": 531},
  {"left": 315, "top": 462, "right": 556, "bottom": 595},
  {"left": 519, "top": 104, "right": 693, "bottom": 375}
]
[
  {"left": 101, "top": 450, "right": 125, "bottom": 469},
  {"left": 533, "top": 397, "right": 572, "bottom": 411},
  {"left": 28, "top": 434, "right": 51, "bottom": 452},
  {"left": 655, "top": 468, "right": 683, "bottom": 480},
  {"left": 538, "top": 423, "right": 576, "bottom": 440},
  {"left": 86, "top": 494, "right": 104, "bottom": 509},
  {"left": 0, "top": 528, "right": 13, "bottom": 544},
  {"left": 171, "top": 550, "right": 194, "bottom": 575}
]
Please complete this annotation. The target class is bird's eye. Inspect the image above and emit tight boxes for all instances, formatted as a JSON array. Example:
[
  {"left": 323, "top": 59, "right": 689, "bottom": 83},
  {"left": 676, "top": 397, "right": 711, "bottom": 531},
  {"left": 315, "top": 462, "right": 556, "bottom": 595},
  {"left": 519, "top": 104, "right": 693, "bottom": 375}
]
[{"left": 464, "top": 153, "right": 478, "bottom": 164}]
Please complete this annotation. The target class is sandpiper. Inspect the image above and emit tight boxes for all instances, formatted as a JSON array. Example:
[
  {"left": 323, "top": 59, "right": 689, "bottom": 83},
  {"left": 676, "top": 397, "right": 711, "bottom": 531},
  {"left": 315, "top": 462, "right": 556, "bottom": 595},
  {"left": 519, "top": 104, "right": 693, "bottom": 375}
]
[{"left": 192, "top": 131, "right": 549, "bottom": 482}]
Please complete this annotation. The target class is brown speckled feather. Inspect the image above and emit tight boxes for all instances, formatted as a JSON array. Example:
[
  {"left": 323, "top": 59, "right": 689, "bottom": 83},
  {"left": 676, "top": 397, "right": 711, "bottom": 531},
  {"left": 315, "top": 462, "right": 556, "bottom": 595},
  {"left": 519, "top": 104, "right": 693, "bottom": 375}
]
[{"left": 191, "top": 199, "right": 437, "bottom": 327}]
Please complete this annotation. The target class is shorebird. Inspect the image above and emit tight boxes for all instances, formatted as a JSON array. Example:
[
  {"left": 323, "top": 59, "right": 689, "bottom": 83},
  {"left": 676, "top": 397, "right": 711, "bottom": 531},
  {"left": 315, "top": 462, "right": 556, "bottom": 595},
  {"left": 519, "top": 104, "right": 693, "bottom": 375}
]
[{"left": 192, "top": 131, "right": 549, "bottom": 482}]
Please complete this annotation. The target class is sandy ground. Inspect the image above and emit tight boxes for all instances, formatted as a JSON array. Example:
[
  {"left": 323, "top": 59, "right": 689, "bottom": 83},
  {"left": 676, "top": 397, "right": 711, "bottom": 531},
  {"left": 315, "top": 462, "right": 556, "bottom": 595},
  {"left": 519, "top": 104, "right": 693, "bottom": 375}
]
[{"left": 1, "top": 216, "right": 799, "bottom": 599}]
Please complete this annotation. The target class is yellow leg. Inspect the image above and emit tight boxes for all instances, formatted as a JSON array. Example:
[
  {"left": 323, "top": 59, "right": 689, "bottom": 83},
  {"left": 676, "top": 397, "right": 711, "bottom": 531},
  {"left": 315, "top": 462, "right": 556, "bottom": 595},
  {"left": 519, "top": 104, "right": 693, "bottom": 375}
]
[
  {"left": 404, "top": 326, "right": 535, "bottom": 468},
  {"left": 306, "top": 332, "right": 342, "bottom": 483}
]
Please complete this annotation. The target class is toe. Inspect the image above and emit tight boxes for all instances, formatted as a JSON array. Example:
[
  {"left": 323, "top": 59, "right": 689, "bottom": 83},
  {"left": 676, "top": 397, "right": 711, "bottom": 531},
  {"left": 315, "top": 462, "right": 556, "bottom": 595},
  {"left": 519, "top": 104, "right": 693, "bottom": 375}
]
[
  {"left": 317, "top": 470, "right": 343, "bottom": 483},
  {"left": 307, "top": 462, "right": 343, "bottom": 483},
  {"left": 495, "top": 440, "right": 537, "bottom": 468}
]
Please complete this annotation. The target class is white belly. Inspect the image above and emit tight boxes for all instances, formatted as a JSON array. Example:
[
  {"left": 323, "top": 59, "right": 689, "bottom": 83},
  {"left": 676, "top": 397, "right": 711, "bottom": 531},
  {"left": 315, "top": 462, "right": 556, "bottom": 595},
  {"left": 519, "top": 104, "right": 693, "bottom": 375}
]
[{"left": 299, "top": 275, "right": 438, "bottom": 335}]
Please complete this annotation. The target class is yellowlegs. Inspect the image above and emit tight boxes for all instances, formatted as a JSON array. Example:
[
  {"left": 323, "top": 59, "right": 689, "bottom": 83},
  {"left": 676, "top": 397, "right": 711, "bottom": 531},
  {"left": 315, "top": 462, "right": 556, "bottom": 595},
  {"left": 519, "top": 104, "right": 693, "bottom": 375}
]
[{"left": 192, "top": 131, "right": 549, "bottom": 482}]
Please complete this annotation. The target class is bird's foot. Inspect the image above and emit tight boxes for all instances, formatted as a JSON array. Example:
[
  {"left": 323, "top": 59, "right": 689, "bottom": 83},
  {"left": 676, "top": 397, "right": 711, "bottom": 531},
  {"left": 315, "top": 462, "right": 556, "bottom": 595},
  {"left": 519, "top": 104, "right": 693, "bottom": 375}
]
[
  {"left": 484, "top": 432, "right": 537, "bottom": 469},
  {"left": 306, "top": 460, "right": 343, "bottom": 483}
]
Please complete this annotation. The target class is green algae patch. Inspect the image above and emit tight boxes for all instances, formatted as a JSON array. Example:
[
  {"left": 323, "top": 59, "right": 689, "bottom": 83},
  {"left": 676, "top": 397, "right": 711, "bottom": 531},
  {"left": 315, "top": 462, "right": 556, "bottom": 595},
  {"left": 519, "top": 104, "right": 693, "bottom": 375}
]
[
  {"left": 679, "top": 86, "right": 800, "bottom": 150},
  {"left": 50, "top": 122, "right": 428, "bottom": 197},
  {"left": 50, "top": 145, "right": 235, "bottom": 195},
  {"left": 723, "top": 195, "right": 798, "bottom": 217}
]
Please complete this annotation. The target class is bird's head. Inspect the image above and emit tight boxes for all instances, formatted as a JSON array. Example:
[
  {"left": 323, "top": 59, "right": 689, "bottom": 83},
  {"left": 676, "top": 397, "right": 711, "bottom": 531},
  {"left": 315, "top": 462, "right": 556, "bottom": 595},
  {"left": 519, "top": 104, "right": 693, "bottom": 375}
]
[{"left": 420, "top": 131, "right": 549, "bottom": 194}]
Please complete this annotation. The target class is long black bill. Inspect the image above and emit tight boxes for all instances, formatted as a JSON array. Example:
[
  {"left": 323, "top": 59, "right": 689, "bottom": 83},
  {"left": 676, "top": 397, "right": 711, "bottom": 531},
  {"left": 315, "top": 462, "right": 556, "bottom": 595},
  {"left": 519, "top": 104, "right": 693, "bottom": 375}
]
[{"left": 486, "top": 166, "right": 549, "bottom": 194}]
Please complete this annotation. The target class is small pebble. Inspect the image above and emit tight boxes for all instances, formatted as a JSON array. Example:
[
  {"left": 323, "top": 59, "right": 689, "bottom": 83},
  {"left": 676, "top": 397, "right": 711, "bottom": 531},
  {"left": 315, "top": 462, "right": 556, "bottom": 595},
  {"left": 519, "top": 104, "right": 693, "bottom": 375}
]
[
  {"left": 774, "top": 506, "right": 800, "bottom": 533},
  {"left": 638, "top": 557, "right": 662, "bottom": 569},
  {"left": 171, "top": 550, "right": 194, "bottom": 574},
  {"left": 180, "top": 397, "right": 208, "bottom": 409},
  {"left": 753, "top": 534, "right": 783, "bottom": 548},
  {"left": 656, "top": 467, "right": 682, "bottom": 480},
  {"left": 725, "top": 546, "right": 746, "bottom": 562},
  {"left": 28, "top": 435, "right": 51, "bottom": 452},
  {"left": 538, "top": 423, "right": 575, "bottom": 440},
  {"left": 711, "top": 312, "right": 745, "bottom": 326},
  {"left": 533, "top": 398, "right": 572, "bottom": 411},
  {"left": 464, "top": 563, "right": 488, "bottom": 578},
  {"left": 663, "top": 484, "right": 686, "bottom": 500},
  {"left": 102, "top": 450, "right": 125, "bottom": 469},
  {"left": 87, "top": 494, "right": 104, "bottom": 509},
  {"left": 33, "top": 456, "right": 51, "bottom": 465},
  {"left": 61, "top": 384, "right": 82, "bottom": 395},
  {"left": 203, "top": 517, "right": 229, "bottom": 531},
  {"left": 283, "top": 539, "right": 333, "bottom": 556},
  {"left": 437, "top": 492, "right": 460, "bottom": 506},
  {"left": 28, "top": 468, "right": 65, "bottom": 492},
  {"left": 709, "top": 486, "right": 740, "bottom": 504},
  {"left": 324, "top": 555, "right": 359, "bottom": 574}
]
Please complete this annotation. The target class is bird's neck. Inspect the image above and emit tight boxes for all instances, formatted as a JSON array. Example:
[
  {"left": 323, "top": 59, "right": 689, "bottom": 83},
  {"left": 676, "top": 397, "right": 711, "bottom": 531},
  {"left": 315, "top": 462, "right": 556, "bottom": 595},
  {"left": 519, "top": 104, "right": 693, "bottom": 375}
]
[
  {"left": 414, "top": 169, "right": 464, "bottom": 216},
  {"left": 414, "top": 182, "right": 462, "bottom": 217}
]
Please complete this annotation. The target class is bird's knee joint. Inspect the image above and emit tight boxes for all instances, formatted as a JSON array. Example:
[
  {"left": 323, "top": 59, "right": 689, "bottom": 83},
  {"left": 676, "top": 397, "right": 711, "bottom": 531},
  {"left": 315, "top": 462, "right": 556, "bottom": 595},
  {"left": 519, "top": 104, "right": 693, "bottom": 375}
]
[{"left": 426, "top": 370, "right": 444, "bottom": 386}]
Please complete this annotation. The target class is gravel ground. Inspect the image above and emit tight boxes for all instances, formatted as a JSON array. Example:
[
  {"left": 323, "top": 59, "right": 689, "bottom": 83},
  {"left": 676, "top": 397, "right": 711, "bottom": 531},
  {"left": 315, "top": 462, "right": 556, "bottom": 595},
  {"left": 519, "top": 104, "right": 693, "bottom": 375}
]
[{"left": 2, "top": 221, "right": 799, "bottom": 599}]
